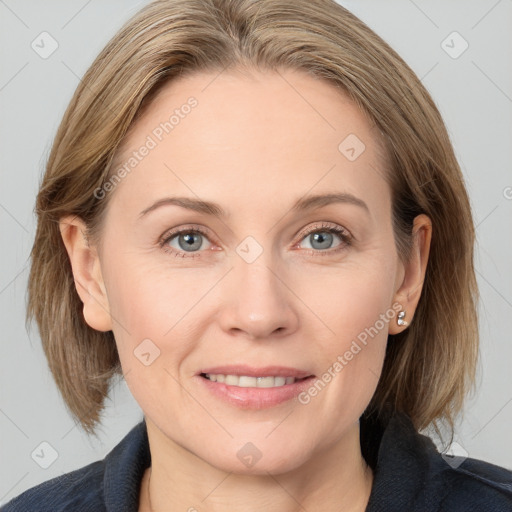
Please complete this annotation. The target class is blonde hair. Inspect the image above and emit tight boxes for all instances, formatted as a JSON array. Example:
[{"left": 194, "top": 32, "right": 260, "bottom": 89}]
[{"left": 28, "top": 0, "right": 478, "bottom": 438}]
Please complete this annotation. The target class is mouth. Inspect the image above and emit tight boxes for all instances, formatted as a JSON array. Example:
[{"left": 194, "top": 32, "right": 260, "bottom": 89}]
[
  {"left": 200, "top": 373, "right": 311, "bottom": 388},
  {"left": 195, "top": 365, "right": 316, "bottom": 409}
]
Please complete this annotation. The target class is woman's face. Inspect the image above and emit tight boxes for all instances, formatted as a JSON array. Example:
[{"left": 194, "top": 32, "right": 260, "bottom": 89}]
[{"left": 85, "top": 68, "right": 421, "bottom": 473}]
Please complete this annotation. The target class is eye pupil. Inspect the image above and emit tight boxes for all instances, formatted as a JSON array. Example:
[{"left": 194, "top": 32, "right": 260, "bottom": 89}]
[
  {"left": 179, "top": 232, "right": 202, "bottom": 251},
  {"left": 311, "top": 231, "right": 333, "bottom": 250},
  {"left": 167, "top": 227, "right": 345, "bottom": 257}
]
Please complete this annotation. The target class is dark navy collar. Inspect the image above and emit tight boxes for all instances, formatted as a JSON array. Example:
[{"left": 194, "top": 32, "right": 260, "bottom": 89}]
[
  {"left": 100, "top": 411, "right": 512, "bottom": 511},
  {"left": 103, "top": 418, "right": 151, "bottom": 511}
]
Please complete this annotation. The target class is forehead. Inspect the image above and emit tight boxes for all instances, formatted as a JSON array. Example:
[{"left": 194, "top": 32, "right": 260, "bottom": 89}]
[{"left": 108, "top": 68, "right": 389, "bottom": 218}]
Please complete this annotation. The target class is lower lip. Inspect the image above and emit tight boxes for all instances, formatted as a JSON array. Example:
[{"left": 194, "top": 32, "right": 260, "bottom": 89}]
[{"left": 196, "top": 375, "right": 316, "bottom": 409}]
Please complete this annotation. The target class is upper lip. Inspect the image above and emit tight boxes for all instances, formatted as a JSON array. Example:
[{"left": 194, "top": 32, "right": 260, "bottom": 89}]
[{"left": 198, "top": 365, "right": 314, "bottom": 379}]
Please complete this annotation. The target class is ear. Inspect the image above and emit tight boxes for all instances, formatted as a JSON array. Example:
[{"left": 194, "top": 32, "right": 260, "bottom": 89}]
[
  {"left": 388, "top": 214, "right": 432, "bottom": 334},
  {"left": 59, "top": 215, "right": 112, "bottom": 332}
]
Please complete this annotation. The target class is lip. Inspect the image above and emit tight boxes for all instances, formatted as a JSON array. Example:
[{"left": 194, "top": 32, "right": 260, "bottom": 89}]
[
  {"left": 195, "top": 365, "right": 316, "bottom": 409},
  {"left": 196, "top": 365, "right": 313, "bottom": 379}
]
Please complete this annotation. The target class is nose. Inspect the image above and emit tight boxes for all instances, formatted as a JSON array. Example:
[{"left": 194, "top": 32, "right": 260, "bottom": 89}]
[{"left": 217, "top": 256, "right": 300, "bottom": 341}]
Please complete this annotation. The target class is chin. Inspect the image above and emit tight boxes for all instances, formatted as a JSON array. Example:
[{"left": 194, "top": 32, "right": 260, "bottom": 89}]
[{"left": 204, "top": 444, "right": 311, "bottom": 476}]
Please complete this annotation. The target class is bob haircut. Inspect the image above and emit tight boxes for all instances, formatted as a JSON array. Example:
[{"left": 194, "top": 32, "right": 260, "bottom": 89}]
[{"left": 27, "top": 0, "right": 478, "bottom": 439}]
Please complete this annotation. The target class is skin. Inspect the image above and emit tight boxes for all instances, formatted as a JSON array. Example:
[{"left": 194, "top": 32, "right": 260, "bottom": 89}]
[{"left": 60, "top": 68, "right": 431, "bottom": 512}]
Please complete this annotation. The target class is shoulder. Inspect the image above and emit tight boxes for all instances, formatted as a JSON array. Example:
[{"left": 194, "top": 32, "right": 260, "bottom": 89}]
[
  {"left": 364, "top": 410, "right": 512, "bottom": 511},
  {"left": 0, "top": 460, "right": 106, "bottom": 512},
  {"left": 1, "top": 419, "right": 150, "bottom": 512},
  {"left": 435, "top": 456, "right": 512, "bottom": 511}
]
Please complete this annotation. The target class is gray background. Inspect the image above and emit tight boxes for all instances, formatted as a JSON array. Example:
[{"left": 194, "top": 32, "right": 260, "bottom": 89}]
[{"left": 1, "top": 0, "right": 511, "bottom": 503}]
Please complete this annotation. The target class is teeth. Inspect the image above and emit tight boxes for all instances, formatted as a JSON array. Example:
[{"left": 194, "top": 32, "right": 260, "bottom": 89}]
[{"left": 204, "top": 374, "right": 298, "bottom": 387}]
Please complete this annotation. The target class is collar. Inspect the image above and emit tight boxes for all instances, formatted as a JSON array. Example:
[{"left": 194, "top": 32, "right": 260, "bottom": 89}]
[
  {"left": 362, "top": 410, "right": 445, "bottom": 510},
  {"left": 101, "top": 410, "right": 444, "bottom": 511},
  {"left": 103, "top": 418, "right": 151, "bottom": 511}
]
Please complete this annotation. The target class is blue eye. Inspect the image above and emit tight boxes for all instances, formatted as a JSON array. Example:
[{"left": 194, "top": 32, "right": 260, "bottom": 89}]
[
  {"left": 303, "top": 231, "right": 336, "bottom": 250},
  {"left": 174, "top": 232, "right": 205, "bottom": 251},
  {"left": 298, "top": 224, "right": 351, "bottom": 254},
  {"left": 161, "top": 227, "right": 212, "bottom": 257},
  {"left": 160, "top": 223, "right": 351, "bottom": 259}
]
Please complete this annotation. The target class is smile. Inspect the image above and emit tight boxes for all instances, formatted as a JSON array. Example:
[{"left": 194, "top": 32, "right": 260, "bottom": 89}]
[{"left": 201, "top": 373, "right": 304, "bottom": 387}]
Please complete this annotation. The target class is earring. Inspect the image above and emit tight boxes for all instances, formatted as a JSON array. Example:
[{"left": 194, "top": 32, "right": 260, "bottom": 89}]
[{"left": 397, "top": 310, "right": 408, "bottom": 326}]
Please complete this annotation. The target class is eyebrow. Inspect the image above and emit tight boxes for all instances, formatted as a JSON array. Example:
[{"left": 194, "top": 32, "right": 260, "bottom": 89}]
[{"left": 138, "top": 192, "right": 369, "bottom": 219}]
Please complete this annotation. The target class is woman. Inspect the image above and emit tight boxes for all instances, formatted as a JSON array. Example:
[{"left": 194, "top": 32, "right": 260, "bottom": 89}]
[{"left": 2, "top": 0, "right": 511, "bottom": 510}]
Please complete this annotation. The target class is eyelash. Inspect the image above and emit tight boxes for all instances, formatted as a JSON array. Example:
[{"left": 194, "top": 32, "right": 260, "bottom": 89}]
[{"left": 159, "top": 222, "right": 352, "bottom": 259}]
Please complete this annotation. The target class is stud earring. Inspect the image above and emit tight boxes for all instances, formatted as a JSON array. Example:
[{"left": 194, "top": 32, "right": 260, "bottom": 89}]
[{"left": 397, "top": 310, "right": 408, "bottom": 327}]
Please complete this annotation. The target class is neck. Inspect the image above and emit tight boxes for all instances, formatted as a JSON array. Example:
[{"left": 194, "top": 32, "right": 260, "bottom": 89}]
[{"left": 140, "top": 419, "right": 374, "bottom": 512}]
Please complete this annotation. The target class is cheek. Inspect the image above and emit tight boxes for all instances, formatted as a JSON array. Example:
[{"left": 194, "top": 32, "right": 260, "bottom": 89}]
[
  {"left": 302, "top": 253, "right": 397, "bottom": 343},
  {"left": 102, "top": 260, "right": 200, "bottom": 418},
  {"left": 103, "top": 252, "right": 203, "bottom": 332},
  {"left": 295, "top": 256, "right": 396, "bottom": 413},
  {"left": 102, "top": 232, "right": 397, "bottom": 382},
  {"left": 101, "top": 254, "right": 216, "bottom": 375}
]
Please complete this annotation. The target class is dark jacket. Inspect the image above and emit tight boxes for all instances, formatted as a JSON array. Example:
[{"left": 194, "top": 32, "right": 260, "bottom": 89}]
[{"left": 2, "top": 411, "right": 512, "bottom": 511}]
